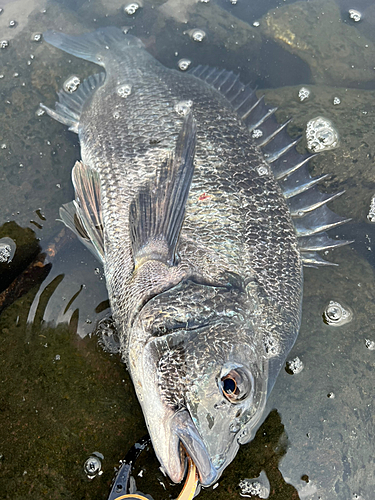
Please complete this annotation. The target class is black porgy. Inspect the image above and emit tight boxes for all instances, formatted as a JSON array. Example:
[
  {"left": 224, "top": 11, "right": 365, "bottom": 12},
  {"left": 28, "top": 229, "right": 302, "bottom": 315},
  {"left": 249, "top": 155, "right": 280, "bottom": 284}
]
[{"left": 41, "top": 27, "right": 349, "bottom": 487}]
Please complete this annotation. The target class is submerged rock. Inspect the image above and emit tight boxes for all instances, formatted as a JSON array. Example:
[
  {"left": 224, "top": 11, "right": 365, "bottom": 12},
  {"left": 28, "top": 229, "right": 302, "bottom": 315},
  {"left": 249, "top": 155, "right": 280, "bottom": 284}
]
[{"left": 261, "top": 0, "right": 375, "bottom": 87}]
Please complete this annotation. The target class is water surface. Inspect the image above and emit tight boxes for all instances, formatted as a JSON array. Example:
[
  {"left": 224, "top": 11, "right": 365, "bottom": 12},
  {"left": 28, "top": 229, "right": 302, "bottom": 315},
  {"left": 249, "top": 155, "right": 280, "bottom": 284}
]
[{"left": 1, "top": 1, "right": 375, "bottom": 499}]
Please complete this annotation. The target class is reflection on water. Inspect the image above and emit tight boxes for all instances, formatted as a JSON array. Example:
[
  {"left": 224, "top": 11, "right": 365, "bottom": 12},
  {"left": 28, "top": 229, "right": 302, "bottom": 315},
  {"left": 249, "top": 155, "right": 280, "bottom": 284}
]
[{"left": 0, "top": 0, "right": 375, "bottom": 499}]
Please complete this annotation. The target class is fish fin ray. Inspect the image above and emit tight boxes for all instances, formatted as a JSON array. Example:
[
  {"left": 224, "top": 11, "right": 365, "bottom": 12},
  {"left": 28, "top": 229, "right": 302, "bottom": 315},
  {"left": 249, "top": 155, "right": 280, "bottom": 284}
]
[
  {"left": 71, "top": 161, "right": 104, "bottom": 261},
  {"left": 288, "top": 188, "right": 345, "bottom": 217},
  {"left": 43, "top": 27, "right": 130, "bottom": 66},
  {"left": 189, "top": 63, "right": 352, "bottom": 262},
  {"left": 298, "top": 232, "right": 353, "bottom": 252},
  {"left": 293, "top": 204, "right": 351, "bottom": 237},
  {"left": 59, "top": 201, "right": 104, "bottom": 262},
  {"left": 300, "top": 251, "right": 338, "bottom": 267},
  {"left": 129, "top": 113, "right": 196, "bottom": 267},
  {"left": 40, "top": 72, "right": 105, "bottom": 133}
]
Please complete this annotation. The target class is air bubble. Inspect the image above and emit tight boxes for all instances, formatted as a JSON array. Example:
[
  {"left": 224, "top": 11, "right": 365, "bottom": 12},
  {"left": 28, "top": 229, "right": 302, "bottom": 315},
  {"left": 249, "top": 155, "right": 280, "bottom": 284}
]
[
  {"left": 63, "top": 75, "right": 81, "bottom": 93},
  {"left": 36, "top": 108, "right": 45, "bottom": 117},
  {"left": 230, "top": 0, "right": 238, "bottom": 4},
  {"left": 333, "top": 96, "right": 341, "bottom": 105},
  {"left": 239, "top": 471, "right": 270, "bottom": 499},
  {"left": 174, "top": 100, "right": 193, "bottom": 117},
  {"left": 0, "top": 244, "right": 11, "bottom": 263},
  {"left": 9, "top": 20, "right": 17, "bottom": 28},
  {"left": 113, "top": 111, "right": 120, "bottom": 119},
  {"left": 124, "top": 2, "right": 141, "bottom": 15},
  {"left": 199, "top": 0, "right": 210, "bottom": 3},
  {"left": 252, "top": 129, "right": 263, "bottom": 139},
  {"left": 0, "top": 40, "right": 9, "bottom": 49},
  {"left": 253, "top": 21, "right": 260, "bottom": 27},
  {"left": 285, "top": 356, "right": 304, "bottom": 375},
  {"left": 365, "top": 339, "right": 375, "bottom": 350},
  {"left": 322, "top": 301, "right": 352, "bottom": 326},
  {"left": 178, "top": 58, "right": 191, "bottom": 71},
  {"left": 187, "top": 29, "right": 206, "bottom": 42},
  {"left": 0, "top": 238, "right": 16, "bottom": 263},
  {"left": 257, "top": 165, "right": 268, "bottom": 176},
  {"left": 84, "top": 453, "right": 103, "bottom": 479},
  {"left": 117, "top": 84, "right": 132, "bottom": 98},
  {"left": 327, "top": 392, "right": 335, "bottom": 399},
  {"left": 349, "top": 9, "right": 361, "bottom": 22},
  {"left": 367, "top": 194, "right": 375, "bottom": 222},
  {"left": 306, "top": 116, "right": 339, "bottom": 153},
  {"left": 298, "top": 87, "right": 310, "bottom": 102},
  {"left": 32, "top": 33, "right": 42, "bottom": 42},
  {"left": 0, "top": 8, "right": 3, "bottom": 14}
]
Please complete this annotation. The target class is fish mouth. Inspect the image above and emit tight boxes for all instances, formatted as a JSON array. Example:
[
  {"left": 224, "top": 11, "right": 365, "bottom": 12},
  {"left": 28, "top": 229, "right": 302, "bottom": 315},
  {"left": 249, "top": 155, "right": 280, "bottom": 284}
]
[
  {"left": 170, "top": 409, "right": 219, "bottom": 487},
  {"left": 133, "top": 323, "right": 221, "bottom": 487}
]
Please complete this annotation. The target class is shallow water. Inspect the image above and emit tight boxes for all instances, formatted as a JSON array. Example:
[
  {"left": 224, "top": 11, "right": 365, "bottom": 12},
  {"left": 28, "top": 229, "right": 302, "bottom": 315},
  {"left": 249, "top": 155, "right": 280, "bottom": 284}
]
[{"left": 0, "top": 0, "right": 374, "bottom": 499}]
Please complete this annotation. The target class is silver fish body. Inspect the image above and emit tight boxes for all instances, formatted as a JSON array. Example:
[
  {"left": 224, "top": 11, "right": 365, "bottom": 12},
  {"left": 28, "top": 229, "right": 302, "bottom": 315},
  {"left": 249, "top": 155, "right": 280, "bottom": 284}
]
[{"left": 41, "top": 27, "right": 348, "bottom": 487}]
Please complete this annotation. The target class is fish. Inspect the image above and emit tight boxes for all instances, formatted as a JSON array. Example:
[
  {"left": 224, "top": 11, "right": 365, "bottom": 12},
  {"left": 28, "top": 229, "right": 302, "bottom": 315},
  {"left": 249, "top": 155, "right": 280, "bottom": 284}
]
[{"left": 40, "top": 27, "right": 350, "bottom": 487}]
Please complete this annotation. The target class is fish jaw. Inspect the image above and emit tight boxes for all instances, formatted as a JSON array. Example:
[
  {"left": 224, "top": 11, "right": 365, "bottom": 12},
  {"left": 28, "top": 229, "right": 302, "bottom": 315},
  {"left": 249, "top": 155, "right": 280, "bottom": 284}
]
[
  {"left": 128, "top": 329, "right": 218, "bottom": 485},
  {"left": 127, "top": 315, "right": 269, "bottom": 487}
]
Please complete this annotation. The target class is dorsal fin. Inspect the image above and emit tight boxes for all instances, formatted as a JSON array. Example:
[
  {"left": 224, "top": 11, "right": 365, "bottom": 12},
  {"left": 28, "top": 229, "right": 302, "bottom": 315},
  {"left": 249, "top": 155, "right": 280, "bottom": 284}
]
[
  {"left": 40, "top": 72, "right": 105, "bottom": 133},
  {"left": 189, "top": 64, "right": 351, "bottom": 265}
]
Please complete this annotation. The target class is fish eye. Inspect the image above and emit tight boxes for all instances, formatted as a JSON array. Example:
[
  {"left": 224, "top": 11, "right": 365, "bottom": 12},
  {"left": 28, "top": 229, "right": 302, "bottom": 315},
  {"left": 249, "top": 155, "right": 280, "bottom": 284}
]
[{"left": 220, "top": 368, "right": 253, "bottom": 404}]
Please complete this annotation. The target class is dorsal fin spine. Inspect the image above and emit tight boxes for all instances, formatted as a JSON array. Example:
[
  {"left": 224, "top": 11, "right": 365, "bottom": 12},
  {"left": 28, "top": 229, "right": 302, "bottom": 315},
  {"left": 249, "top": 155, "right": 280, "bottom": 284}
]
[{"left": 189, "top": 64, "right": 351, "bottom": 264}]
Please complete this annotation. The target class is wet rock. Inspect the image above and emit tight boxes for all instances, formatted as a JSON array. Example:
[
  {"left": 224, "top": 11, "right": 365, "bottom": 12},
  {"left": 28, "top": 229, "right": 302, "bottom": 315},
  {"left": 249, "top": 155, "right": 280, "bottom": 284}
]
[
  {"left": 0, "top": 222, "right": 40, "bottom": 293},
  {"left": 261, "top": 0, "right": 375, "bottom": 87}
]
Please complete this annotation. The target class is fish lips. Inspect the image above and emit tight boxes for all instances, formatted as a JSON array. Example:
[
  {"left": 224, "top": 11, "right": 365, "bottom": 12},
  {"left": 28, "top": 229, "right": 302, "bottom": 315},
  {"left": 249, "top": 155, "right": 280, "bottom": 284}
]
[{"left": 171, "top": 409, "right": 218, "bottom": 486}]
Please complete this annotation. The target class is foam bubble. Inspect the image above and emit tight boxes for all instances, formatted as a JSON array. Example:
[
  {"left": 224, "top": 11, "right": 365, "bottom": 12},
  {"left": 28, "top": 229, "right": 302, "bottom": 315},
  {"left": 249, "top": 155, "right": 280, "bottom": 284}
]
[
  {"left": 174, "top": 100, "right": 193, "bottom": 116},
  {"left": 367, "top": 194, "right": 375, "bottom": 222},
  {"left": 365, "top": 339, "right": 375, "bottom": 350},
  {"left": 0, "top": 238, "right": 16, "bottom": 263},
  {"left": 63, "top": 75, "right": 81, "bottom": 93},
  {"left": 178, "top": 58, "right": 191, "bottom": 71},
  {"left": 124, "top": 2, "right": 141, "bottom": 15},
  {"left": 306, "top": 116, "right": 339, "bottom": 152},
  {"left": 188, "top": 29, "right": 206, "bottom": 42},
  {"left": 239, "top": 471, "right": 270, "bottom": 499},
  {"left": 298, "top": 87, "right": 310, "bottom": 102},
  {"left": 252, "top": 129, "right": 263, "bottom": 139},
  {"left": 349, "top": 9, "right": 361, "bottom": 22},
  {"left": 84, "top": 454, "right": 102, "bottom": 479},
  {"left": 32, "top": 33, "right": 42, "bottom": 42},
  {"left": 322, "top": 301, "right": 352, "bottom": 326},
  {"left": 117, "top": 83, "right": 132, "bottom": 98},
  {"left": 285, "top": 356, "right": 304, "bottom": 375}
]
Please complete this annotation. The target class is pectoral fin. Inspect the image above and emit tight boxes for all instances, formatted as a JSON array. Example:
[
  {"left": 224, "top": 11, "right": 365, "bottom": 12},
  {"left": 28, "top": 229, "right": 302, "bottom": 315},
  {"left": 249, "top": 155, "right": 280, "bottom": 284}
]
[
  {"left": 59, "top": 161, "right": 104, "bottom": 262},
  {"left": 129, "top": 112, "right": 196, "bottom": 269}
]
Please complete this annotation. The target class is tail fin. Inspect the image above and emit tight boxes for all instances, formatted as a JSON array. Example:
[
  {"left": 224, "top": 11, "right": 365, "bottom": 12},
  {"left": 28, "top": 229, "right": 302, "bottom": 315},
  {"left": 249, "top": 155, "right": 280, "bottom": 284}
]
[{"left": 43, "top": 27, "right": 144, "bottom": 67}]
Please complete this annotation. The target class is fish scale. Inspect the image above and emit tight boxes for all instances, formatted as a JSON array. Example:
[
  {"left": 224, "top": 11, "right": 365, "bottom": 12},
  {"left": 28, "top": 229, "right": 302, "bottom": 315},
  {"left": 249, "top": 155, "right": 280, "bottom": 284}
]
[{"left": 40, "top": 27, "right": 349, "bottom": 488}]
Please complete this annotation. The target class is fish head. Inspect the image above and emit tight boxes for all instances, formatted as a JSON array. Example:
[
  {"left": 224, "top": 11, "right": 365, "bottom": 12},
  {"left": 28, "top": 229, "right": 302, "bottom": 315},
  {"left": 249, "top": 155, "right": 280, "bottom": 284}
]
[{"left": 127, "top": 283, "right": 269, "bottom": 487}]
